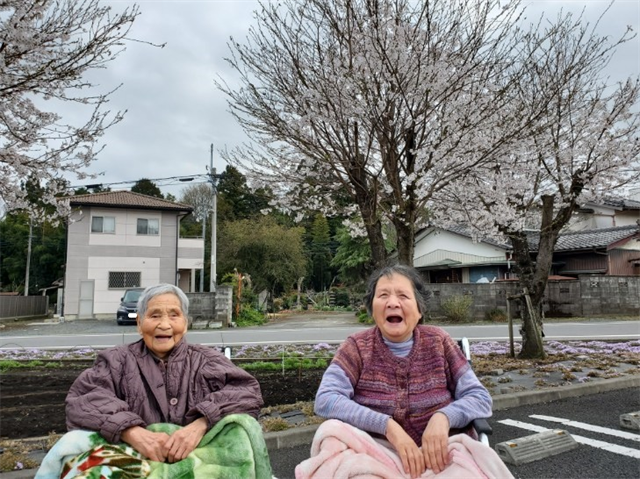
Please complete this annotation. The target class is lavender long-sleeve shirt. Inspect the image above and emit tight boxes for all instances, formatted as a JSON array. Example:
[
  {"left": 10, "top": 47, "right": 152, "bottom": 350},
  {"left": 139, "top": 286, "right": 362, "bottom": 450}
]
[{"left": 314, "top": 336, "right": 492, "bottom": 436}]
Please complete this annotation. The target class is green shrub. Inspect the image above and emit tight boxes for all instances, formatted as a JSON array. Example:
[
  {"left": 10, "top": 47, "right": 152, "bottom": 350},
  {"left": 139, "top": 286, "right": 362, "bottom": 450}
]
[
  {"left": 357, "top": 308, "right": 373, "bottom": 324},
  {"left": 440, "top": 295, "right": 473, "bottom": 322},
  {"left": 330, "top": 287, "right": 351, "bottom": 307},
  {"left": 272, "top": 297, "right": 284, "bottom": 312},
  {"left": 485, "top": 308, "right": 507, "bottom": 322},
  {"left": 279, "top": 292, "right": 308, "bottom": 310},
  {"left": 236, "top": 307, "right": 267, "bottom": 327}
]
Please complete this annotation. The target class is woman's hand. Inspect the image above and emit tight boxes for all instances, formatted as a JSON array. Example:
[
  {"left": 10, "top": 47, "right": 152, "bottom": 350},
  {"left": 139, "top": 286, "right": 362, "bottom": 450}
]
[
  {"left": 121, "top": 426, "right": 170, "bottom": 462},
  {"left": 386, "top": 419, "right": 425, "bottom": 479},
  {"left": 421, "top": 412, "right": 451, "bottom": 474},
  {"left": 163, "top": 417, "right": 209, "bottom": 463}
]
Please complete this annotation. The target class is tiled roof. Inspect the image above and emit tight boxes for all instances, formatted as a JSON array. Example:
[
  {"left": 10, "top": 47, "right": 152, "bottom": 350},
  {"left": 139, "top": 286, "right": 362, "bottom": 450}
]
[
  {"left": 553, "top": 225, "right": 639, "bottom": 251},
  {"left": 599, "top": 197, "right": 640, "bottom": 210},
  {"left": 66, "top": 191, "right": 192, "bottom": 212},
  {"left": 524, "top": 225, "right": 640, "bottom": 252},
  {"left": 444, "top": 224, "right": 639, "bottom": 252}
]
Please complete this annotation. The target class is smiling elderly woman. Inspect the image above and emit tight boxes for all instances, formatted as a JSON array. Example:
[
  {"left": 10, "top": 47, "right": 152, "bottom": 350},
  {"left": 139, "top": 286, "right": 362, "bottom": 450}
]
[
  {"left": 65, "top": 284, "right": 263, "bottom": 464},
  {"left": 308, "top": 265, "right": 494, "bottom": 479}
]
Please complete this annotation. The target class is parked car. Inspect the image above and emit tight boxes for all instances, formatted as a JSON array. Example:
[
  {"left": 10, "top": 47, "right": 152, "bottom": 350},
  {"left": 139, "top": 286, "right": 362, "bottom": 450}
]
[{"left": 116, "top": 288, "right": 145, "bottom": 325}]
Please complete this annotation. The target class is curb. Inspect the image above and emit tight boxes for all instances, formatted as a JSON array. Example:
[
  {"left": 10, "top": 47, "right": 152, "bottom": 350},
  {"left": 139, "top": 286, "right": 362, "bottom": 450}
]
[
  {"left": 491, "top": 375, "right": 640, "bottom": 411},
  {"left": 2, "top": 376, "right": 638, "bottom": 479}
]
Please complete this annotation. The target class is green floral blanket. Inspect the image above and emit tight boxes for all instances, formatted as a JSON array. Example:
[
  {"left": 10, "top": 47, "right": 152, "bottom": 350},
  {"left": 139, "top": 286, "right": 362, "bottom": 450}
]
[{"left": 34, "top": 414, "right": 272, "bottom": 479}]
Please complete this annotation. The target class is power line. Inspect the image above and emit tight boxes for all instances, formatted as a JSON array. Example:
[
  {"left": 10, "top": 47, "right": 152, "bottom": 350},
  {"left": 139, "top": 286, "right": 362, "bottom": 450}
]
[{"left": 70, "top": 174, "right": 210, "bottom": 190}]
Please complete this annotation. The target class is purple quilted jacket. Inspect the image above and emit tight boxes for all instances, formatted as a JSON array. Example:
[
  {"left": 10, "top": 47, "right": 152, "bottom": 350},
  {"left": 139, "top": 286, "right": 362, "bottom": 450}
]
[{"left": 66, "top": 339, "right": 263, "bottom": 443}]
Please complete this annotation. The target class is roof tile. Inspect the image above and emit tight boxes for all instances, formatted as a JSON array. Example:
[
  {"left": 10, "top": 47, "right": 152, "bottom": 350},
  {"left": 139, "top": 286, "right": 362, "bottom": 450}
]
[{"left": 66, "top": 191, "right": 192, "bottom": 212}]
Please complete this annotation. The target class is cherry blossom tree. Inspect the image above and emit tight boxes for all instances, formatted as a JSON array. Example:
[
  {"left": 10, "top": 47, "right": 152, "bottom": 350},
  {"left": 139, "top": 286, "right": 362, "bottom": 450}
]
[
  {"left": 0, "top": 0, "right": 148, "bottom": 220},
  {"left": 218, "top": 0, "right": 547, "bottom": 266},
  {"left": 435, "top": 10, "right": 640, "bottom": 358}
]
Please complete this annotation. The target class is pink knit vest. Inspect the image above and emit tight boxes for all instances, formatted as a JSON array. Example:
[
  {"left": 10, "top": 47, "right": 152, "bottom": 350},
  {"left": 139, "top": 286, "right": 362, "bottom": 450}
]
[{"left": 332, "top": 325, "right": 470, "bottom": 445}]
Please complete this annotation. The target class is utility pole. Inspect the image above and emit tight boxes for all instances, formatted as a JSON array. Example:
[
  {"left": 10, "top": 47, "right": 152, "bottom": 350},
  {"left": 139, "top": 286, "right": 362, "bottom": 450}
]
[
  {"left": 200, "top": 216, "right": 206, "bottom": 293},
  {"left": 24, "top": 217, "right": 33, "bottom": 296},
  {"left": 208, "top": 144, "right": 224, "bottom": 292}
]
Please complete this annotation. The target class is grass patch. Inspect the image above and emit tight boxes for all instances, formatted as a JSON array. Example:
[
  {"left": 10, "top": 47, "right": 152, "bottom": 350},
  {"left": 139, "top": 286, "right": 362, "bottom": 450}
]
[
  {"left": 260, "top": 417, "right": 291, "bottom": 432},
  {"left": 0, "top": 360, "right": 45, "bottom": 372},
  {"left": 240, "top": 358, "right": 328, "bottom": 371}
]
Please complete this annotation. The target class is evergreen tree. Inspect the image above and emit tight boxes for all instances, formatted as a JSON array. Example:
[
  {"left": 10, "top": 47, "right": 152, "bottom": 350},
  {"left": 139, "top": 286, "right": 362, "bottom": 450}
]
[
  {"left": 309, "top": 213, "right": 333, "bottom": 291},
  {"left": 217, "top": 166, "right": 271, "bottom": 222},
  {"left": 131, "top": 178, "right": 164, "bottom": 198}
]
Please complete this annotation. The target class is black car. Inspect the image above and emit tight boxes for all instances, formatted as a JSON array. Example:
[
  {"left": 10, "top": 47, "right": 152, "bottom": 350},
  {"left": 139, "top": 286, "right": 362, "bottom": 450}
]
[{"left": 116, "top": 288, "right": 145, "bottom": 325}]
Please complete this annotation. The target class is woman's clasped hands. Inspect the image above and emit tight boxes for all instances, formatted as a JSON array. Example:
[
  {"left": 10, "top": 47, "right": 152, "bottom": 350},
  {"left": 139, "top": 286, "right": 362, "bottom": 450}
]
[
  {"left": 120, "top": 417, "right": 208, "bottom": 463},
  {"left": 387, "top": 413, "right": 451, "bottom": 479}
]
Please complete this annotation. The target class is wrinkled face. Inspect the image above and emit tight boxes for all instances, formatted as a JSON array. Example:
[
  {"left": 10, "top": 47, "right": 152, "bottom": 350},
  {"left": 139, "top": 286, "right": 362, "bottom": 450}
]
[
  {"left": 372, "top": 273, "right": 422, "bottom": 343},
  {"left": 137, "top": 293, "right": 187, "bottom": 359}
]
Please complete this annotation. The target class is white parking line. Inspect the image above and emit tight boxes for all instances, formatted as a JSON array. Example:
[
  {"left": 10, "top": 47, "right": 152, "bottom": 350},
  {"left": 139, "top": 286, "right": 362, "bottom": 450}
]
[
  {"left": 498, "top": 419, "right": 640, "bottom": 459},
  {"left": 530, "top": 415, "right": 640, "bottom": 442}
]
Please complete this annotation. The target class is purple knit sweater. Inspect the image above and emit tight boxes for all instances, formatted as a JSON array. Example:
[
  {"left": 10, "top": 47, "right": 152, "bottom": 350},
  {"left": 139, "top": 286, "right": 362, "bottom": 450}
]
[{"left": 331, "top": 325, "right": 471, "bottom": 445}]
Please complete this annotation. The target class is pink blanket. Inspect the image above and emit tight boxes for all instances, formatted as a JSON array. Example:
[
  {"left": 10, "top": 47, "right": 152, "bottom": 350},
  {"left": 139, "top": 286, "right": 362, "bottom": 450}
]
[{"left": 295, "top": 420, "right": 514, "bottom": 479}]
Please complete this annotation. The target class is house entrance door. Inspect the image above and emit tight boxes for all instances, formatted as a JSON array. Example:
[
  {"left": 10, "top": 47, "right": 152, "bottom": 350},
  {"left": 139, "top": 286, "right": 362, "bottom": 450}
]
[{"left": 78, "top": 280, "right": 94, "bottom": 319}]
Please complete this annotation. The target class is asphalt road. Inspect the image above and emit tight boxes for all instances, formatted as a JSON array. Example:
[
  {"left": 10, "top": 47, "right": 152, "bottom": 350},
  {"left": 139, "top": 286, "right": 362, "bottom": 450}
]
[
  {"left": 1, "top": 315, "right": 639, "bottom": 350},
  {"left": 269, "top": 387, "right": 640, "bottom": 479}
]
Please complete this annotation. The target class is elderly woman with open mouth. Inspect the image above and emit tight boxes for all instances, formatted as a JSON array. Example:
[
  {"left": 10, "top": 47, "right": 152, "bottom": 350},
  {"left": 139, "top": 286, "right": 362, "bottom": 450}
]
[
  {"left": 310, "top": 265, "right": 494, "bottom": 479},
  {"left": 64, "top": 283, "right": 264, "bottom": 464}
]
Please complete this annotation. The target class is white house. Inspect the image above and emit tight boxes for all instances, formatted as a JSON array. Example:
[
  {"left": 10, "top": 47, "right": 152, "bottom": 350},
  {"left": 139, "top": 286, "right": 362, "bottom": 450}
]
[
  {"left": 62, "top": 191, "right": 205, "bottom": 320},
  {"left": 414, "top": 194, "right": 640, "bottom": 283},
  {"left": 567, "top": 195, "right": 640, "bottom": 231},
  {"left": 413, "top": 225, "right": 512, "bottom": 283}
]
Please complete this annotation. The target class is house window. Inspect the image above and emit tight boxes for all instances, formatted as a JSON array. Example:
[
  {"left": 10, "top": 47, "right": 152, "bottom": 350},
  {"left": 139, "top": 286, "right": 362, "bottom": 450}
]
[
  {"left": 109, "top": 272, "right": 141, "bottom": 289},
  {"left": 91, "top": 216, "right": 115, "bottom": 234},
  {"left": 137, "top": 218, "right": 159, "bottom": 235}
]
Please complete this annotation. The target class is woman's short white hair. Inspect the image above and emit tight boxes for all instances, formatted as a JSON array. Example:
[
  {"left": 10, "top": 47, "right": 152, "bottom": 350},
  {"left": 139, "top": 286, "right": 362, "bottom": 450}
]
[{"left": 137, "top": 284, "right": 189, "bottom": 321}]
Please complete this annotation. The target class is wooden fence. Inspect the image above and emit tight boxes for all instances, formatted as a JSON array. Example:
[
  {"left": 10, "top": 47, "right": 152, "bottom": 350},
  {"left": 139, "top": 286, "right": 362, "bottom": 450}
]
[{"left": 0, "top": 295, "right": 49, "bottom": 319}]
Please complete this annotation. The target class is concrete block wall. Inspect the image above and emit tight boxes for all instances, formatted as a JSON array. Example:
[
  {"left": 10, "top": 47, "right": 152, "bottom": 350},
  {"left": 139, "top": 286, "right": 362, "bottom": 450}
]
[
  {"left": 426, "top": 282, "right": 521, "bottom": 320},
  {"left": 186, "top": 292, "right": 215, "bottom": 322},
  {"left": 214, "top": 285, "right": 233, "bottom": 327},
  {"left": 545, "top": 281, "right": 582, "bottom": 317},
  {"left": 424, "top": 276, "right": 640, "bottom": 319},
  {"left": 579, "top": 276, "right": 640, "bottom": 316},
  {"left": 185, "top": 286, "right": 233, "bottom": 327}
]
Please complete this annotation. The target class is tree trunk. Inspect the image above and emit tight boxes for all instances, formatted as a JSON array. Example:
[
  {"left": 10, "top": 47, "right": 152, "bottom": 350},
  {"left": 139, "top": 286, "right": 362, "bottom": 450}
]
[
  {"left": 509, "top": 195, "right": 563, "bottom": 359},
  {"left": 518, "top": 289, "right": 546, "bottom": 358},
  {"left": 347, "top": 142, "right": 389, "bottom": 269},
  {"left": 510, "top": 236, "right": 546, "bottom": 359},
  {"left": 394, "top": 218, "right": 415, "bottom": 266},
  {"left": 363, "top": 215, "right": 387, "bottom": 269}
]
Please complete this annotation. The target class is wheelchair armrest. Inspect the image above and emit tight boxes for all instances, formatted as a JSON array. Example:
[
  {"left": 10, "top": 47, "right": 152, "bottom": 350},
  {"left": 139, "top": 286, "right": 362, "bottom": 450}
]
[{"left": 472, "top": 418, "right": 493, "bottom": 436}]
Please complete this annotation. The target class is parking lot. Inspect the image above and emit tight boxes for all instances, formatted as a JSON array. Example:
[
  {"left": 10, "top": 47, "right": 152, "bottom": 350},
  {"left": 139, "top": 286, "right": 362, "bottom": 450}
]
[{"left": 269, "top": 388, "right": 640, "bottom": 479}]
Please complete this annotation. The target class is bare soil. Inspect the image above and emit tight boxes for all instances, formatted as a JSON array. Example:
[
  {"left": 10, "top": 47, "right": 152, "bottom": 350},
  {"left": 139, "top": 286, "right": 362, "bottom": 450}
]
[{"left": 0, "top": 366, "right": 324, "bottom": 440}]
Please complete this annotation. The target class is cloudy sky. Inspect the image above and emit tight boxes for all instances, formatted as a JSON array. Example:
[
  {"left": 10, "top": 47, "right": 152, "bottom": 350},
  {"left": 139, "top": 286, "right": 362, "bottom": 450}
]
[{"left": 73, "top": 0, "right": 639, "bottom": 199}]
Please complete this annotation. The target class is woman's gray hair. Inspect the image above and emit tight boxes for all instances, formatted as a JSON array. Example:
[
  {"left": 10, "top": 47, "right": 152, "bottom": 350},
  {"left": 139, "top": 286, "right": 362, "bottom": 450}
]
[
  {"left": 363, "top": 264, "right": 431, "bottom": 317},
  {"left": 137, "top": 284, "right": 189, "bottom": 321}
]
